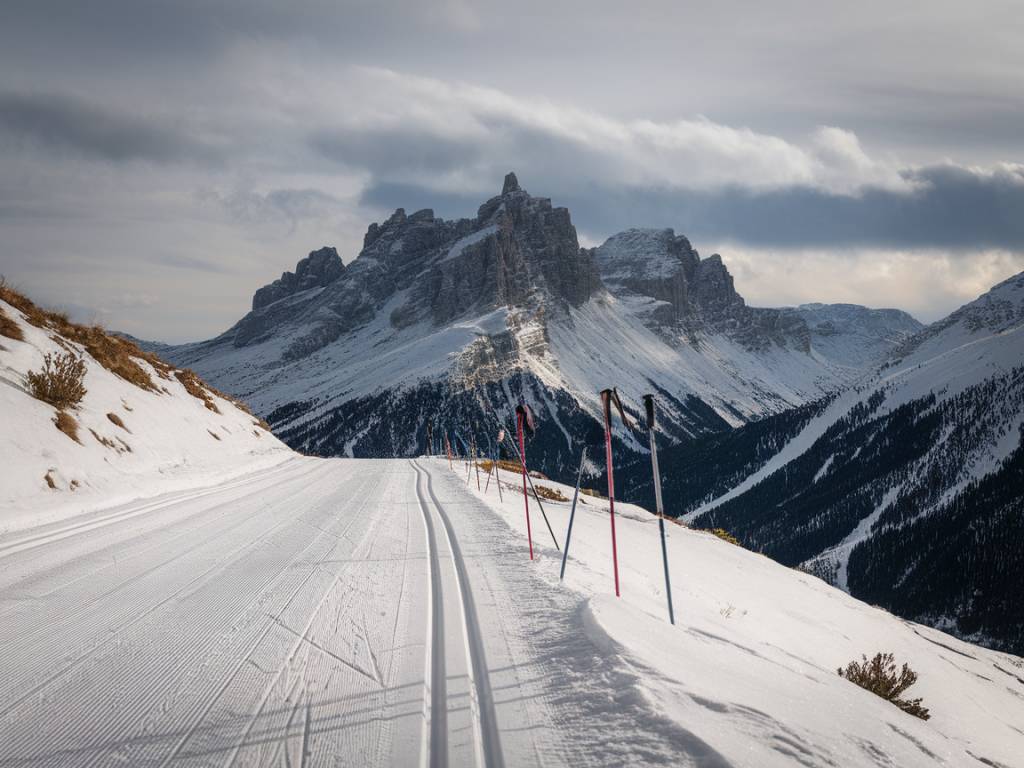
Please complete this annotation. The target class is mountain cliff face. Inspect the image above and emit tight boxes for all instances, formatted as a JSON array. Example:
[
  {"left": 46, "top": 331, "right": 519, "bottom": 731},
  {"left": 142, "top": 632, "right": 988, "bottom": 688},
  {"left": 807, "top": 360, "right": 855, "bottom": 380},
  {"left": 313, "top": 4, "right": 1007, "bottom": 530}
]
[
  {"left": 161, "top": 174, "right": 919, "bottom": 480},
  {"left": 635, "top": 273, "right": 1024, "bottom": 654}
]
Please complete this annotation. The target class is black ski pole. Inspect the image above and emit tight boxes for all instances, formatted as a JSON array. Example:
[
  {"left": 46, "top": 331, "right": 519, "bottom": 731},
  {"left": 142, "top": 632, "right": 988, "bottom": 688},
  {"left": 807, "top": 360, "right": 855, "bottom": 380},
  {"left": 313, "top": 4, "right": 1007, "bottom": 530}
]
[
  {"left": 559, "top": 446, "right": 587, "bottom": 581},
  {"left": 643, "top": 394, "right": 675, "bottom": 625}
]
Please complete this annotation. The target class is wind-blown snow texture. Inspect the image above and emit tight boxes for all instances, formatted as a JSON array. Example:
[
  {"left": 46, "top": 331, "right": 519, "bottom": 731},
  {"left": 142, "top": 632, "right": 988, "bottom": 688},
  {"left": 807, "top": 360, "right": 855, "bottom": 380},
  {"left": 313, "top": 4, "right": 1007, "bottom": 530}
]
[
  {"left": 158, "top": 174, "right": 920, "bottom": 482},
  {"left": 682, "top": 271, "right": 1024, "bottom": 655}
]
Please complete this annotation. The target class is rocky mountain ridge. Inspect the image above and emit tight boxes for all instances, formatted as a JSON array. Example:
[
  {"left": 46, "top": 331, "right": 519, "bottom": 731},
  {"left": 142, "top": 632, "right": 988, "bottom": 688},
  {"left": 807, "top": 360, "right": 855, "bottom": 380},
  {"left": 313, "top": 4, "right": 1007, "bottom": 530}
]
[{"left": 161, "top": 173, "right": 920, "bottom": 479}]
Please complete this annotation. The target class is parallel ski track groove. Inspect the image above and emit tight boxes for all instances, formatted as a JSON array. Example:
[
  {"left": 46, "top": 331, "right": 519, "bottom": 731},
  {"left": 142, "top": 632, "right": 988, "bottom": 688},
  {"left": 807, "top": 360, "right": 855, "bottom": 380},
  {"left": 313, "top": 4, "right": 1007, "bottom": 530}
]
[
  {"left": 411, "top": 460, "right": 448, "bottom": 768},
  {"left": 413, "top": 459, "right": 505, "bottom": 768}
]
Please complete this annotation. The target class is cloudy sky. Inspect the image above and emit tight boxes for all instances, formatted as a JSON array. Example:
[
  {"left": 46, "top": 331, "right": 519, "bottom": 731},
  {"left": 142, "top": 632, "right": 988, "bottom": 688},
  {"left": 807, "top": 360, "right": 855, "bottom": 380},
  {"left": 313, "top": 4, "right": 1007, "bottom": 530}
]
[{"left": 1, "top": 0, "right": 1022, "bottom": 341}]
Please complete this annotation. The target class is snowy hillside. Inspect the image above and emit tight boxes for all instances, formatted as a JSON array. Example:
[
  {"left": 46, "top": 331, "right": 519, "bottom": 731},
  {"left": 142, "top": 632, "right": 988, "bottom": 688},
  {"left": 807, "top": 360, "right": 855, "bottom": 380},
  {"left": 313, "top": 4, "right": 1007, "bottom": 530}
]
[
  {"left": 671, "top": 270, "right": 1024, "bottom": 655},
  {"left": 0, "top": 289, "right": 291, "bottom": 532},
  {"left": 157, "top": 174, "right": 919, "bottom": 481},
  {"left": 445, "top": 459, "right": 1024, "bottom": 767}
]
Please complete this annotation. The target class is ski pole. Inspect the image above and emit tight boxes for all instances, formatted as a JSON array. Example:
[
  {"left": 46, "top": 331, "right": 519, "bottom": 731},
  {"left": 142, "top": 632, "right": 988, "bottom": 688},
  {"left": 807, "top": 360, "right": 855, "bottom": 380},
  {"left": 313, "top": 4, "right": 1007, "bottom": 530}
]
[
  {"left": 473, "top": 433, "right": 481, "bottom": 490},
  {"left": 600, "top": 388, "right": 621, "bottom": 597},
  {"left": 643, "top": 394, "right": 675, "bottom": 625},
  {"left": 516, "top": 407, "right": 534, "bottom": 559},
  {"left": 486, "top": 409, "right": 559, "bottom": 549},
  {"left": 559, "top": 447, "right": 587, "bottom": 581}
]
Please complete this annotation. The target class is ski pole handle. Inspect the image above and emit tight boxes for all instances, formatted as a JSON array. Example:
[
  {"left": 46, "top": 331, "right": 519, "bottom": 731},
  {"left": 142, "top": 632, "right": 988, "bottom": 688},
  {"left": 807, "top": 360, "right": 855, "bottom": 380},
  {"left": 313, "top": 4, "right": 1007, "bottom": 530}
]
[{"left": 643, "top": 394, "right": 655, "bottom": 429}]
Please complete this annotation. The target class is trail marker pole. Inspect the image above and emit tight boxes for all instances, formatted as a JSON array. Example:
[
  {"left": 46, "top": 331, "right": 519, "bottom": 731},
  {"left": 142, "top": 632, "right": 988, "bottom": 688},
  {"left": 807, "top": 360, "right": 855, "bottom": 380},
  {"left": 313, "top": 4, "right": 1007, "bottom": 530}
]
[
  {"left": 473, "top": 433, "right": 481, "bottom": 490},
  {"left": 559, "top": 447, "right": 587, "bottom": 581},
  {"left": 643, "top": 394, "right": 675, "bottom": 625},
  {"left": 600, "top": 388, "right": 622, "bottom": 597},
  {"left": 446, "top": 432, "right": 453, "bottom": 470},
  {"left": 492, "top": 410, "right": 560, "bottom": 550},
  {"left": 516, "top": 407, "right": 534, "bottom": 560}
]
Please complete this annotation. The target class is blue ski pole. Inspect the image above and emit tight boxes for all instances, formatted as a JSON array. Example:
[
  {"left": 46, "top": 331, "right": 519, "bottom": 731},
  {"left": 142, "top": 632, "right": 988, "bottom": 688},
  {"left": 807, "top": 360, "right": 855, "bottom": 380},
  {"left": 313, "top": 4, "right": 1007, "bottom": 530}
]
[
  {"left": 560, "top": 447, "right": 587, "bottom": 581},
  {"left": 643, "top": 394, "right": 675, "bottom": 625}
]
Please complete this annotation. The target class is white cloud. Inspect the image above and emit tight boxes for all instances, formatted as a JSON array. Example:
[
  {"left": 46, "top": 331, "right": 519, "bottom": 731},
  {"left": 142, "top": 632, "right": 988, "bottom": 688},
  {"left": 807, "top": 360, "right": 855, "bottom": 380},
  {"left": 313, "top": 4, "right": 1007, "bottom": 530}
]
[{"left": 718, "top": 244, "right": 1024, "bottom": 321}]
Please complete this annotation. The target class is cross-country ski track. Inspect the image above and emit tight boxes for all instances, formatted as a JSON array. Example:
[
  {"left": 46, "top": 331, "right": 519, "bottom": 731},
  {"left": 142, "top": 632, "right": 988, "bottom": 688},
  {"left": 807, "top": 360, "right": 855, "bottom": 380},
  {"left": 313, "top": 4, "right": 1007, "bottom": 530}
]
[
  {"left": 0, "top": 457, "right": 645, "bottom": 767},
  {"left": 5, "top": 455, "right": 1024, "bottom": 768}
]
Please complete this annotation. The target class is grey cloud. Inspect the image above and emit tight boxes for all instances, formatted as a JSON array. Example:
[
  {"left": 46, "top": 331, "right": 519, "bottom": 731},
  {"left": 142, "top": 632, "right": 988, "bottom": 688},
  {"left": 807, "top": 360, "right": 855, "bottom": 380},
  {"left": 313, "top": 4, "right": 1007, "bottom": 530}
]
[
  {"left": 205, "top": 188, "right": 344, "bottom": 232},
  {"left": 0, "top": 92, "right": 220, "bottom": 164},
  {"left": 310, "top": 127, "right": 483, "bottom": 176},
  {"left": 361, "top": 164, "right": 1024, "bottom": 252}
]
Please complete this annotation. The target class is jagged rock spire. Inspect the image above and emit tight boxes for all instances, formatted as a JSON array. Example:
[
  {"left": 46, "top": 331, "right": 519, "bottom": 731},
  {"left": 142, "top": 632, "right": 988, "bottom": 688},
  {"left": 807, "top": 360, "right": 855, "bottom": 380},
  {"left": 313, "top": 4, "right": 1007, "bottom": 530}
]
[{"left": 502, "top": 171, "right": 521, "bottom": 195}]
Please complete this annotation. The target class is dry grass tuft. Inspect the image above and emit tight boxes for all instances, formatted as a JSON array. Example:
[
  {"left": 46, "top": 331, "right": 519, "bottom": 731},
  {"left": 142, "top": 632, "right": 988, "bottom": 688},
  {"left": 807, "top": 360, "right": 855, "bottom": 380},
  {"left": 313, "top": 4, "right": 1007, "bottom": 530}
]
[
  {"left": 0, "top": 305, "right": 24, "bottom": 341},
  {"left": 53, "top": 410, "right": 82, "bottom": 443},
  {"left": 580, "top": 487, "right": 606, "bottom": 500},
  {"left": 207, "top": 429, "right": 221, "bottom": 441},
  {"left": 89, "top": 428, "right": 117, "bottom": 450},
  {"left": 176, "top": 369, "right": 222, "bottom": 414},
  {"left": 2, "top": 277, "right": 175, "bottom": 390},
  {"left": 478, "top": 458, "right": 548, "bottom": 479},
  {"left": 702, "top": 528, "right": 741, "bottom": 546},
  {"left": 533, "top": 484, "right": 570, "bottom": 502},
  {"left": 106, "top": 412, "right": 130, "bottom": 432},
  {"left": 28, "top": 351, "right": 87, "bottom": 409},
  {"left": 44, "top": 470, "right": 57, "bottom": 490}
]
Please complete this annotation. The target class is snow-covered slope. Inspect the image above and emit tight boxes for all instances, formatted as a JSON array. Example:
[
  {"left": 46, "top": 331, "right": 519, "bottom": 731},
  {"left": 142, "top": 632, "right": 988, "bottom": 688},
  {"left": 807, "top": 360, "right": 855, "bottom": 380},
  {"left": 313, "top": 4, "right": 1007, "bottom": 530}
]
[
  {"left": 463, "top": 459, "right": 1024, "bottom": 768},
  {"left": 0, "top": 294, "right": 291, "bottom": 532},
  {"left": 158, "top": 174, "right": 919, "bottom": 481},
  {"left": 676, "top": 271, "right": 1024, "bottom": 654}
]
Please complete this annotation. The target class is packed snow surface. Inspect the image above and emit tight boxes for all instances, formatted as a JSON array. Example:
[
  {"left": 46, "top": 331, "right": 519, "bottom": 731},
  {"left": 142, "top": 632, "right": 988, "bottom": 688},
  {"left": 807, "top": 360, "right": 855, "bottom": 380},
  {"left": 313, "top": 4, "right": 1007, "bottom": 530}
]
[{"left": 0, "top": 451, "right": 1020, "bottom": 766}]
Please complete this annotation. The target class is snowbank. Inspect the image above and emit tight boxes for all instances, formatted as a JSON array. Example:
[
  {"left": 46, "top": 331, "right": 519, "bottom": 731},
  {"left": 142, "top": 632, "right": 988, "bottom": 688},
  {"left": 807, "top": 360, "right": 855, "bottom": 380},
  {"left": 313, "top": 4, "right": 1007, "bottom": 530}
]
[
  {"left": 0, "top": 298, "right": 292, "bottom": 532},
  {"left": 458, "top": 458, "right": 1024, "bottom": 768}
]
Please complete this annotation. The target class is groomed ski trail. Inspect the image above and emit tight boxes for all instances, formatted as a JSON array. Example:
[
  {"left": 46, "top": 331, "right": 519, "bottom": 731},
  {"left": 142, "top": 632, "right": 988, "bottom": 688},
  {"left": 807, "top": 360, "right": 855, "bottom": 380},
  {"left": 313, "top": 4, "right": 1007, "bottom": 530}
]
[{"left": 0, "top": 457, "right": 709, "bottom": 767}]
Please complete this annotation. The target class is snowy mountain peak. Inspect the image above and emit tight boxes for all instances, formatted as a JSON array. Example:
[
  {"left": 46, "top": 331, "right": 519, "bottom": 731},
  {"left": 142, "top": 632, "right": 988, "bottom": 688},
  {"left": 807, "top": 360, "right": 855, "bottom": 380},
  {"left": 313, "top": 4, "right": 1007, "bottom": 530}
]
[{"left": 160, "top": 173, "right": 930, "bottom": 473}]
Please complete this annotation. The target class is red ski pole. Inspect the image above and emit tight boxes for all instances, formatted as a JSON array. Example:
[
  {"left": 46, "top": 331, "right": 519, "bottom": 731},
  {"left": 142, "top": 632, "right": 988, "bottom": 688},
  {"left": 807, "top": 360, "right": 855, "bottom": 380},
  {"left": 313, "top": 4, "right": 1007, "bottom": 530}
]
[
  {"left": 600, "top": 389, "right": 621, "bottom": 596},
  {"left": 516, "top": 406, "right": 534, "bottom": 560}
]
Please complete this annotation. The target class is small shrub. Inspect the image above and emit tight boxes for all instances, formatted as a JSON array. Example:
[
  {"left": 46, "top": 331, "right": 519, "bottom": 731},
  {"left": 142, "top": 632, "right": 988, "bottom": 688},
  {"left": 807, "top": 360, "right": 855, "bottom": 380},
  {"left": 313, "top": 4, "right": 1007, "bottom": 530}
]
[
  {"left": 53, "top": 410, "right": 81, "bottom": 443},
  {"left": 0, "top": 306, "right": 24, "bottom": 341},
  {"left": 107, "top": 412, "right": 130, "bottom": 432},
  {"left": 27, "top": 352, "right": 87, "bottom": 409},
  {"left": 838, "top": 653, "right": 931, "bottom": 720}
]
